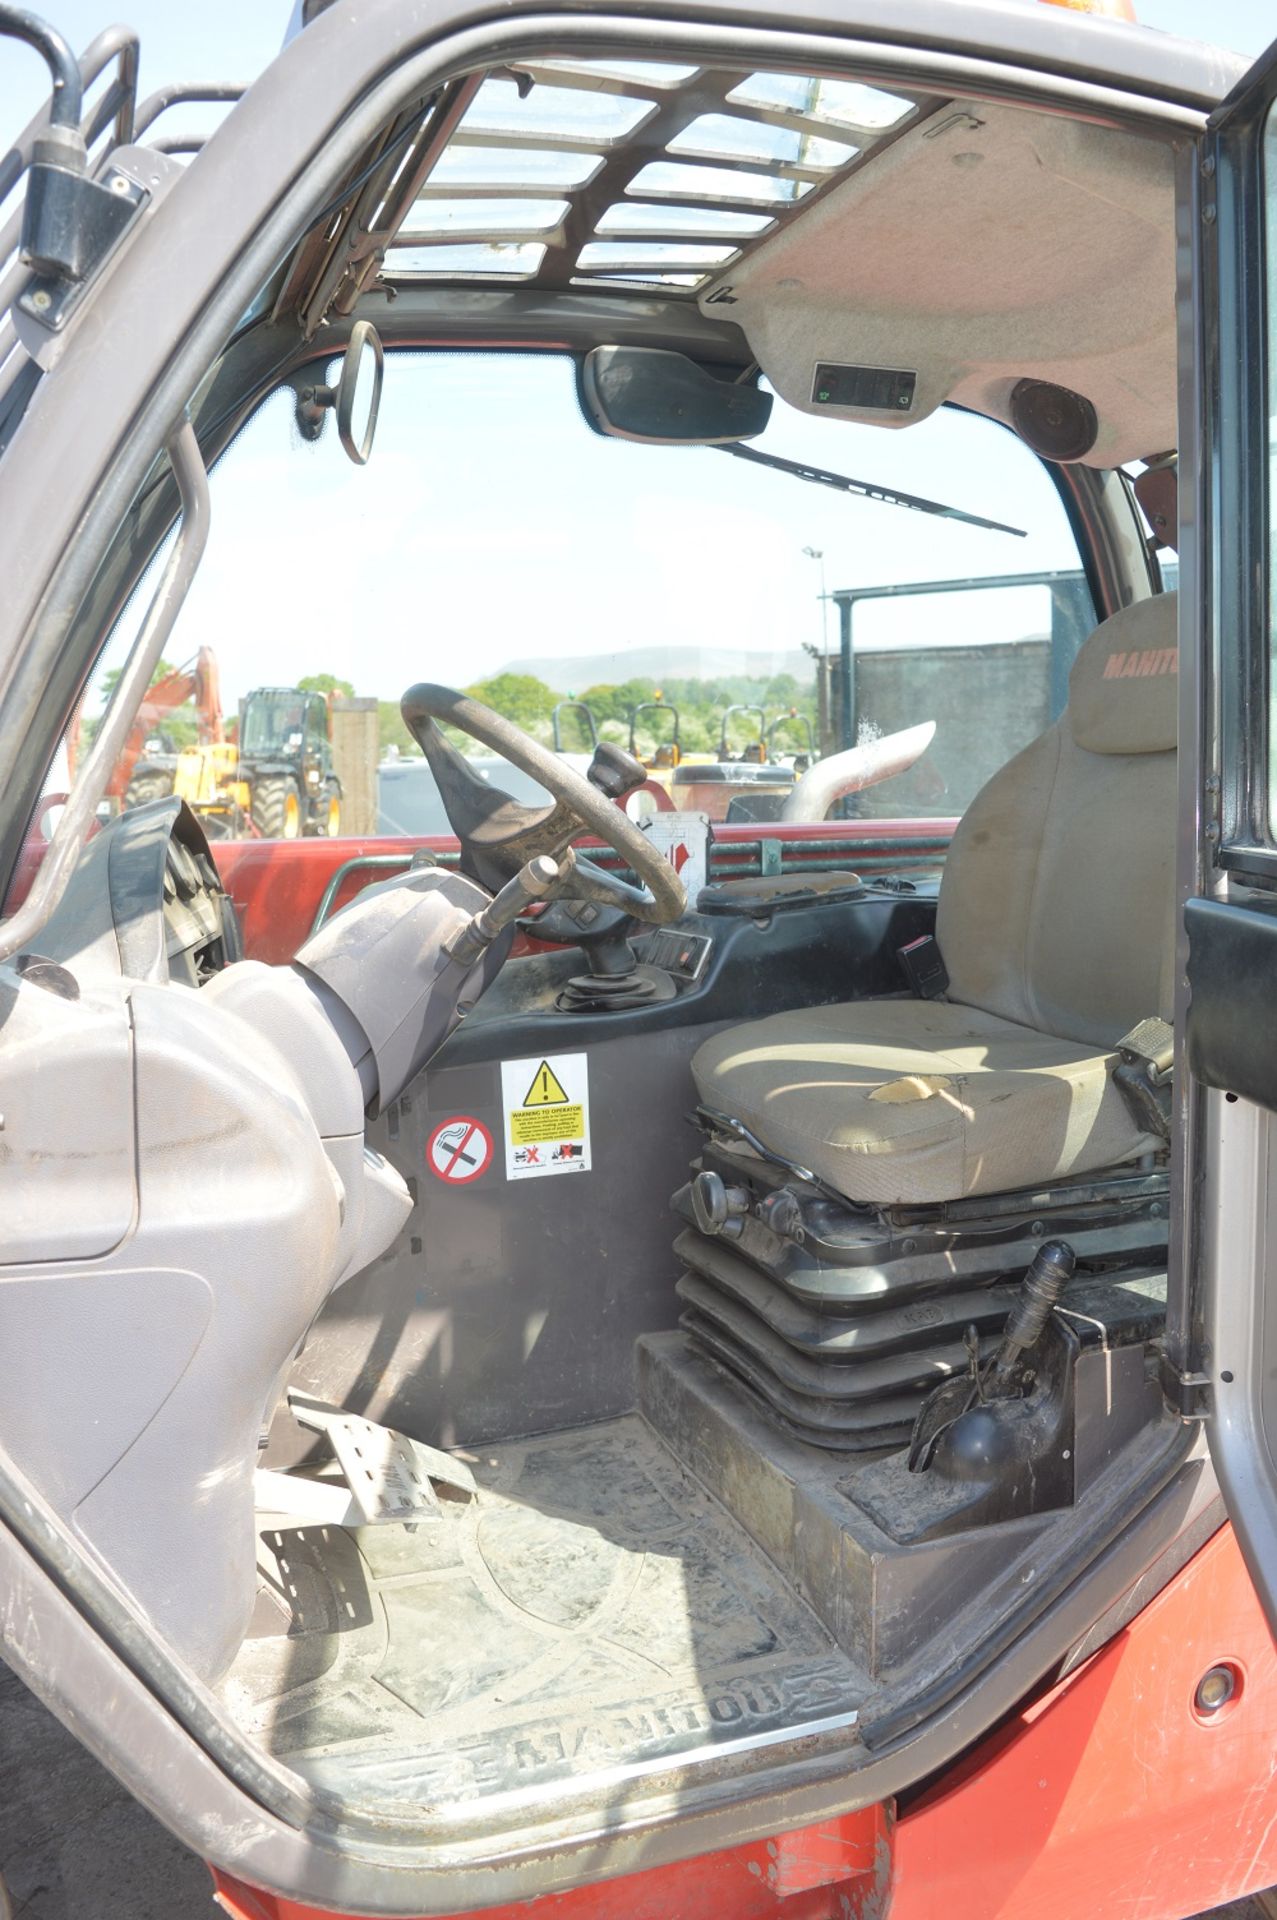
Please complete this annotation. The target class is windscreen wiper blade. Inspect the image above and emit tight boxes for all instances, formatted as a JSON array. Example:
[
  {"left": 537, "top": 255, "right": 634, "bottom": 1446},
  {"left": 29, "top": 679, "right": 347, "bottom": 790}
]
[{"left": 719, "top": 443, "right": 1026, "bottom": 537}]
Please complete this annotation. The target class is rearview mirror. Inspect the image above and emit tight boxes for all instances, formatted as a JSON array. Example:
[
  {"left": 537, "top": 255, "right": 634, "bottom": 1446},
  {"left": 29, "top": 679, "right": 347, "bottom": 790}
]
[
  {"left": 294, "top": 320, "right": 385, "bottom": 465},
  {"left": 336, "top": 320, "right": 384, "bottom": 465},
  {"left": 579, "top": 346, "right": 772, "bottom": 445}
]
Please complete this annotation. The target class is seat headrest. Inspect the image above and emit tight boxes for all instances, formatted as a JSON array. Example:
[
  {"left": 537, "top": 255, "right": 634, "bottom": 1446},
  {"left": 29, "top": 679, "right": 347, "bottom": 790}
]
[{"left": 1068, "top": 592, "right": 1177, "bottom": 755}]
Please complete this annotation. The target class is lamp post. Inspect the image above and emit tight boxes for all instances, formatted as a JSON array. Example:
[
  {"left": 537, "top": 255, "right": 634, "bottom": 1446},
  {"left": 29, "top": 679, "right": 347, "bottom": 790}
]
[
  {"left": 801, "top": 545, "right": 829, "bottom": 653},
  {"left": 802, "top": 545, "right": 834, "bottom": 753}
]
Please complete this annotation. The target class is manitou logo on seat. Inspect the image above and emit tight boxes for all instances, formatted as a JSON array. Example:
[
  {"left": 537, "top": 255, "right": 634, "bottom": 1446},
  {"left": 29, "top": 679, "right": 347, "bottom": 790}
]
[{"left": 1102, "top": 647, "right": 1178, "bottom": 679}]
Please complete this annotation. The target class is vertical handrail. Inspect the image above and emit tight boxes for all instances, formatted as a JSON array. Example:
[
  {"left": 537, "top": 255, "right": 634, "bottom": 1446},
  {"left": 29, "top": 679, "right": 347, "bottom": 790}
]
[
  {"left": 0, "top": 419, "right": 210, "bottom": 961},
  {"left": 0, "top": 26, "right": 140, "bottom": 240},
  {"left": 0, "top": 25, "right": 141, "bottom": 402},
  {"left": 0, "top": 7, "right": 82, "bottom": 129}
]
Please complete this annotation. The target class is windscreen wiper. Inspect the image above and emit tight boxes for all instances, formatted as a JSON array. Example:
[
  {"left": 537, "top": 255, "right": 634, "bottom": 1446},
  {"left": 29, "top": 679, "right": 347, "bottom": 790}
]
[{"left": 719, "top": 443, "right": 1026, "bottom": 537}]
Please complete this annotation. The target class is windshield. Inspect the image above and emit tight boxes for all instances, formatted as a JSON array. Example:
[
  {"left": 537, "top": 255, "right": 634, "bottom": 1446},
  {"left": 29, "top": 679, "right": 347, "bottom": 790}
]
[
  {"left": 14, "top": 346, "right": 1097, "bottom": 908},
  {"left": 241, "top": 697, "right": 306, "bottom": 754}
]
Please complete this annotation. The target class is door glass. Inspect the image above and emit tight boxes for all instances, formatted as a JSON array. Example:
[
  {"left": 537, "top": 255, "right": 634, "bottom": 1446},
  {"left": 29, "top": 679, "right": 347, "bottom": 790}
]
[{"left": 831, "top": 568, "right": 1095, "bottom": 818}]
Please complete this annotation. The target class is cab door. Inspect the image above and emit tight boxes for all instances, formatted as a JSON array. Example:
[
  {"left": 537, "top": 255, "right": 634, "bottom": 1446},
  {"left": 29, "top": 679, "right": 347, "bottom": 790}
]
[{"left": 1181, "top": 37, "right": 1277, "bottom": 1627}]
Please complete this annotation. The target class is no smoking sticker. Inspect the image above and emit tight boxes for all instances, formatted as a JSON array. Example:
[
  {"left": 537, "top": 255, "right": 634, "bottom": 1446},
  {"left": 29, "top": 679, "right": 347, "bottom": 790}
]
[
  {"left": 500, "top": 1052, "right": 591, "bottom": 1180},
  {"left": 426, "top": 1116, "right": 494, "bottom": 1185}
]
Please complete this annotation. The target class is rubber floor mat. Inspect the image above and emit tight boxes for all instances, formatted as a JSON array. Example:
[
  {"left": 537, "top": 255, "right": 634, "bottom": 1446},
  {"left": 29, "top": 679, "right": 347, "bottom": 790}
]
[{"left": 223, "top": 1416, "right": 864, "bottom": 1831}]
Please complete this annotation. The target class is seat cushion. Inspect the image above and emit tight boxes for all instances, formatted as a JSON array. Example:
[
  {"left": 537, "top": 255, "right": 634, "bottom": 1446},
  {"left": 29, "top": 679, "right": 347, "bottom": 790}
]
[{"left": 691, "top": 998, "right": 1159, "bottom": 1206}]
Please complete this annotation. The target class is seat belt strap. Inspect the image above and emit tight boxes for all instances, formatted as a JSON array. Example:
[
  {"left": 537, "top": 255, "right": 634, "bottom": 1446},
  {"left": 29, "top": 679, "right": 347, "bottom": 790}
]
[{"left": 1113, "top": 1015, "right": 1173, "bottom": 1140}]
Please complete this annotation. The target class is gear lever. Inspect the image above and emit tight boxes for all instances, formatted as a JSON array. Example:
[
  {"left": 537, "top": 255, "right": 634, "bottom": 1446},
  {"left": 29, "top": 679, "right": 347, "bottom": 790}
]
[{"left": 519, "top": 743, "right": 677, "bottom": 1010}]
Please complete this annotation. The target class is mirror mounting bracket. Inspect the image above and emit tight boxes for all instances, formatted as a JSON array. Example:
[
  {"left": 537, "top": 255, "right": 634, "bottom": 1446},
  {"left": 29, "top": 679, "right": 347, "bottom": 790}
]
[{"left": 293, "top": 319, "right": 384, "bottom": 463}]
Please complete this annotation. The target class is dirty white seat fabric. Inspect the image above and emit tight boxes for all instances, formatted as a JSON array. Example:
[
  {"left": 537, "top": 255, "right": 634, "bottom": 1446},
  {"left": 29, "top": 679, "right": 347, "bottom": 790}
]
[
  {"left": 692, "top": 593, "right": 1178, "bottom": 1205},
  {"left": 693, "top": 998, "right": 1153, "bottom": 1206}
]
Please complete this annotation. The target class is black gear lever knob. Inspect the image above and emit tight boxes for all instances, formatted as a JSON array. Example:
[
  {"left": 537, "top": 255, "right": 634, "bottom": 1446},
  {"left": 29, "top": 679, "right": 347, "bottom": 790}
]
[
  {"left": 690, "top": 1169, "right": 751, "bottom": 1241},
  {"left": 587, "top": 741, "right": 646, "bottom": 801}
]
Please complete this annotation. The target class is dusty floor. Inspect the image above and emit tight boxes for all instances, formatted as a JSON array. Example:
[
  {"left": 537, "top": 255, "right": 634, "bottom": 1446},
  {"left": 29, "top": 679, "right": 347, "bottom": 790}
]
[{"left": 0, "top": 1656, "right": 1273, "bottom": 1919}]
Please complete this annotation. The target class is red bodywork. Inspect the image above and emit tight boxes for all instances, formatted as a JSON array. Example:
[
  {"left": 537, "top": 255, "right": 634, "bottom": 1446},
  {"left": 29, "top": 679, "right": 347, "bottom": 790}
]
[
  {"left": 211, "top": 1522, "right": 1277, "bottom": 1920},
  {"left": 5, "top": 805, "right": 952, "bottom": 959},
  {"left": 210, "top": 817, "right": 956, "bottom": 965}
]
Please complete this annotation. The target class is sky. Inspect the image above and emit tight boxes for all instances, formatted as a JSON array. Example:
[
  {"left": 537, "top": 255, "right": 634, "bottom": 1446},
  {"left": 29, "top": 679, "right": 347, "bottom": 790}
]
[
  {"left": 0, "top": 0, "right": 1266, "bottom": 136},
  {"left": 0, "top": 0, "right": 1273, "bottom": 711},
  {"left": 106, "top": 355, "right": 1089, "bottom": 706}
]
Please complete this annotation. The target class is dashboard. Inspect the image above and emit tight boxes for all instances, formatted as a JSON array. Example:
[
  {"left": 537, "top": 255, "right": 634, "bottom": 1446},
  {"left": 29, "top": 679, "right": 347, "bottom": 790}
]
[
  {"left": 34, "top": 795, "right": 240, "bottom": 987},
  {"left": 162, "top": 826, "right": 240, "bottom": 986}
]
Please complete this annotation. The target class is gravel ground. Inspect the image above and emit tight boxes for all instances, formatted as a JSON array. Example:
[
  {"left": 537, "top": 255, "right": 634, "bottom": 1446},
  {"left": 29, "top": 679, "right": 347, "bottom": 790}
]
[
  {"left": 1, "top": 1656, "right": 1274, "bottom": 1919},
  {"left": 0, "top": 1660, "right": 215, "bottom": 1919}
]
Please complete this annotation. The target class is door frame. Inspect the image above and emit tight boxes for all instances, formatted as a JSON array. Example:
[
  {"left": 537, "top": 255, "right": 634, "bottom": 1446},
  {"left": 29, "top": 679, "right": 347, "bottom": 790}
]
[
  {"left": 1180, "top": 39, "right": 1277, "bottom": 1629},
  {"left": 0, "top": 1, "right": 1249, "bottom": 1908}
]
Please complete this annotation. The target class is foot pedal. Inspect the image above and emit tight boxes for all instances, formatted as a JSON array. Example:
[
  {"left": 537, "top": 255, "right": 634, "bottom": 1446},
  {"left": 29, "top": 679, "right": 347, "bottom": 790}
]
[{"left": 255, "top": 1398, "right": 476, "bottom": 1528}]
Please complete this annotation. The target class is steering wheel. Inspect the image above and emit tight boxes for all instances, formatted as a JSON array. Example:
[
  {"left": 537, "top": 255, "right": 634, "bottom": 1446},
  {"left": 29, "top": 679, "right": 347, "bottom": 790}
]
[{"left": 401, "top": 684, "right": 687, "bottom": 926}]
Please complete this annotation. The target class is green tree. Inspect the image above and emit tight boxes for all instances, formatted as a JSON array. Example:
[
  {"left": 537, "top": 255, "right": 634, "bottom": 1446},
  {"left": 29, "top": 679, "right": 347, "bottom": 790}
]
[
  {"left": 578, "top": 677, "right": 664, "bottom": 747},
  {"left": 298, "top": 672, "right": 355, "bottom": 699},
  {"left": 90, "top": 656, "right": 200, "bottom": 754},
  {"left": 99, "top": 655, "right": 177, "bottom": 707},
  {"left": 764, "top": 672, "right": 803, "bottom": 706},
  {"left": 366, "top": 663, "right": 822, "bottom": 767},
  {"left": 578, "top": 682, "right": 623, "bottom": 726},
  {"left": 574, "top": 667, "right": 820, "bottom": 762},
  {"left": 378, "top": 699, "right": 420, "bottom": 756},
  {"left": 463, "top": 672, "right": 557, "bottom": 743}
]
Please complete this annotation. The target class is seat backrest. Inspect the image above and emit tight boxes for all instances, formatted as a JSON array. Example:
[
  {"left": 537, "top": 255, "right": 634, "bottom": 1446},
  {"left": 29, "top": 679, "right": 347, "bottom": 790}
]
[{"left": 935, "top": 591, "right": 1178, "bottom": 1049}]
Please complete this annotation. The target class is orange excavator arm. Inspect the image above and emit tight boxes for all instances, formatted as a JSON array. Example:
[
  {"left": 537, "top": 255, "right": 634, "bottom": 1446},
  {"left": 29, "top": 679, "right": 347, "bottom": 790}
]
[{"left": 104, "top": 646, "right": 224, "bottom": 800}]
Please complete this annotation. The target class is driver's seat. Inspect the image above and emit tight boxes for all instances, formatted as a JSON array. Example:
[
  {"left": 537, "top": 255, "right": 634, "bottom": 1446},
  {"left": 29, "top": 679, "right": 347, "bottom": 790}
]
[{"left": 691, "top": 593, "right": 1178, "bottom": 1207}]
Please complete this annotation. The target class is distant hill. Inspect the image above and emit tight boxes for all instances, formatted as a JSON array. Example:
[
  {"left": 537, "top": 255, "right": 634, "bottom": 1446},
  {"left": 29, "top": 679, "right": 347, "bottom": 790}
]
[{"left": 497, "top": 646, "right": 815, "bottom": 694}]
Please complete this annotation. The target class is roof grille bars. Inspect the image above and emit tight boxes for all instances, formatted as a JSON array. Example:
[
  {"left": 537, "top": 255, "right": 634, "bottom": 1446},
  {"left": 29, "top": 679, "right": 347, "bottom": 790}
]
[
  {"left": 379, "top": 59, "right": 939, "bottom": 297},
  {"left": 278, "top": 76, "right": 485, "bottom": 336}
]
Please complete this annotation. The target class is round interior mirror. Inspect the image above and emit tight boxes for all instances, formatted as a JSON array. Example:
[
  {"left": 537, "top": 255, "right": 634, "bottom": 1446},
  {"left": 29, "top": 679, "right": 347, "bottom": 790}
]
[{"left": 337, "top": 320, "right": 385, "bottom": 466}]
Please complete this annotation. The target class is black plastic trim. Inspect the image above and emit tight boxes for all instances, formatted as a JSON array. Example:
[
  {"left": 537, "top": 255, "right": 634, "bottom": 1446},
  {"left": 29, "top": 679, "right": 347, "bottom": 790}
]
[
  {"left": 1185, "top": 896, "right": 1277, "bottom": 1111},
  {"left": 860, "top": 1417, "right": 1198, "bottom": 1749},
  {"left": 1206, "top": 51, "right": 1274, "bottom": 851},
  {"left": 440, "top": 887, "right": 939, "bottom": 1063}
]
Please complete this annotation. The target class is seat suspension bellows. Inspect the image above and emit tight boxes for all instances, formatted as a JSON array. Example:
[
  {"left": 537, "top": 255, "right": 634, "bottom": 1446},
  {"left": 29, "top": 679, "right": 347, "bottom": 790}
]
[{"left": 671, "top": 1133, "right": 1169, "bottom": 1453}]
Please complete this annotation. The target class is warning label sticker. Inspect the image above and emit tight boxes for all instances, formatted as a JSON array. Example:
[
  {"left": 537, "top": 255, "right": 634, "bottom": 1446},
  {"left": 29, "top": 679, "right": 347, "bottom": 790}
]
[
  {"left": 523, "top": 1059, "right": 570, "bottom": 1106},
  {"left": 511, "top": 1105, "right": 584, "bottom": 1146},
  {"left": 500, "top": 1052, "right": 591, "bottom": 1180}
]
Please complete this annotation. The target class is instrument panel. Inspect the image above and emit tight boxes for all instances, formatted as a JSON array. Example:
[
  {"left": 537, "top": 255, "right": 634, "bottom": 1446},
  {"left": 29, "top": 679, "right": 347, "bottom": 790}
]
[
  {"left": 162, "top": 827, "right": 240, "bottom": 986},
  {"left": 32, "top": 794, "right": 241, "bottom": 987}
]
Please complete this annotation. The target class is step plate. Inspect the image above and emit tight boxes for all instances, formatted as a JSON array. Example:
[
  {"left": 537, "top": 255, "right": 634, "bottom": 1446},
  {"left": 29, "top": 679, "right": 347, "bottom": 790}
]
[{"left": 289, "top": 1400, "right": 477, "bottom": 1524}]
